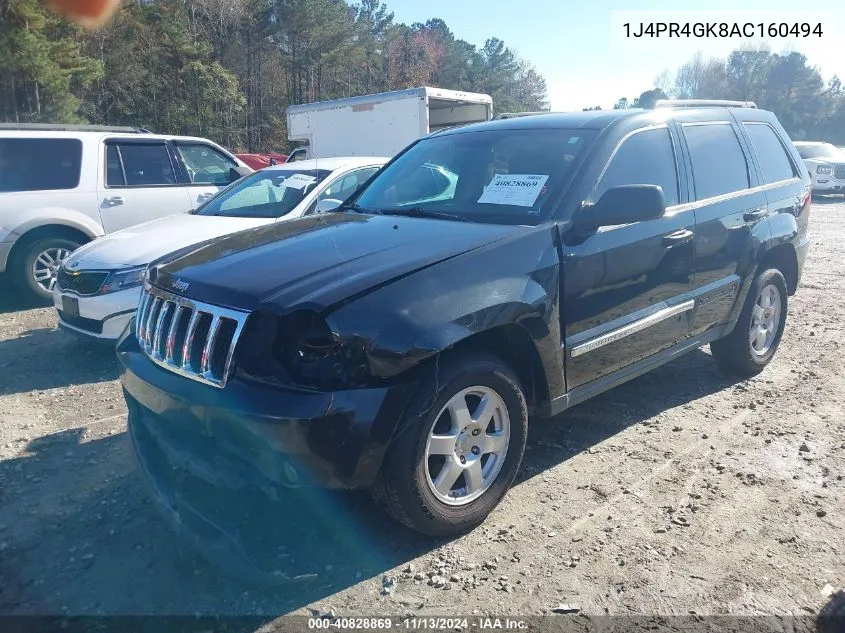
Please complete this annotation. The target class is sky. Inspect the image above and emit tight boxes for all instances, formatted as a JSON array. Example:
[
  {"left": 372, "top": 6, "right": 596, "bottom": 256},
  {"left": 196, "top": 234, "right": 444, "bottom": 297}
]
[{"left": 385, "top": 0, "right": 845, "bottom": 111}]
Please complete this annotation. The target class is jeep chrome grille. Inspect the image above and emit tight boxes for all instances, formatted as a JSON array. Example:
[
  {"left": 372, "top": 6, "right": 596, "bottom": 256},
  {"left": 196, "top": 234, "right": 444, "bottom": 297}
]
[{"left": 135, "top": 284, "right": 248, "bottom": 388}]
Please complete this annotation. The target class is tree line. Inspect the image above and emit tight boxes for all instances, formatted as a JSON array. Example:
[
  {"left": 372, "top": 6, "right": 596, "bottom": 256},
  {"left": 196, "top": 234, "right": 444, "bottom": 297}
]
[
  {"left": 0, "top": 0, "right": 549, "bottom": 152},
  {"left": 599, "top": 47, "right": 845, "bottom": 144}
]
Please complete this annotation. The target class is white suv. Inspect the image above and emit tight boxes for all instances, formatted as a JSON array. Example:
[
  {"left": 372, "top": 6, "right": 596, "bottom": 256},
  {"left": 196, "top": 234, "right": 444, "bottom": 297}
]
[
  {"left": 793, "top": 141, "right": 845, "bottom": 195},
  {"left": 0, "top": 124, "right": 251, "bottom": 301}
]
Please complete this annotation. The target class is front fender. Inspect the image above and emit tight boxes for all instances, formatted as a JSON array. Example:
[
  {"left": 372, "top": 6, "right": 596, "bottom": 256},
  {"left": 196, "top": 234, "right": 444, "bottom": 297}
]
[{"left": 328, "top": 225, "right": 565, "bottom": 400}]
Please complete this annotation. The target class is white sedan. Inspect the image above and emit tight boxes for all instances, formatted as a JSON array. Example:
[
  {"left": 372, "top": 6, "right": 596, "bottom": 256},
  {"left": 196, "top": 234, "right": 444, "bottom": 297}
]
[
  {"left": 793, "top": 141, "right": 845, "bottom": 195},
  {"left": 53, "top": 157, "right": 387, "bottom": 342}
]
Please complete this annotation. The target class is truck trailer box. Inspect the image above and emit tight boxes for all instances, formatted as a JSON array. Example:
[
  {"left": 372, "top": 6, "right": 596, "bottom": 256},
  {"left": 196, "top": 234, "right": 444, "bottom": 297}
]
[{"left": 287, "top": 87, "right": 493, "bottom": 160}]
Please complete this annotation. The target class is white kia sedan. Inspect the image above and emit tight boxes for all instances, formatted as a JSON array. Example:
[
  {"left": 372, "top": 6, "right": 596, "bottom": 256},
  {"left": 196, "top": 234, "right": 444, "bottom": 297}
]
[{"left": 53, "top": 157, "right": 387, "bottom": 342}]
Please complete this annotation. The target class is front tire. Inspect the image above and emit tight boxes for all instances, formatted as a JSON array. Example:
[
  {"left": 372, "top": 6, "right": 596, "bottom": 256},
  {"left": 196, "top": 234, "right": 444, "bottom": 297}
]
[
  {"left": 12, "top": 235, "right": 81, "bottom": 303},
  {"left": 711, "top": 268, "right": 788, "bottom": 377},
  {"left": 371, "top": 353, "right": 528, "bottom": 536}
]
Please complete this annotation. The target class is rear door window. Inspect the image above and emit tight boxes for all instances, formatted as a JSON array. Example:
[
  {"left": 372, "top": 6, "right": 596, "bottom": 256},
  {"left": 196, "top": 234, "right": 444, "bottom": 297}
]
[
  {"left": 596, "top": 127, "right": 680, "bottom": 207},
  {"left": 682, "top": 123, "right": 750, "bottom": 200},
  {"left": 742, "top": 123, "right": 797, "bottom": 184},
  {"left": 0, "top": 138, "right": 82, "bottom": 192},
  {"left": 108, "top": 142, "right": 177, "bottom": 186}
]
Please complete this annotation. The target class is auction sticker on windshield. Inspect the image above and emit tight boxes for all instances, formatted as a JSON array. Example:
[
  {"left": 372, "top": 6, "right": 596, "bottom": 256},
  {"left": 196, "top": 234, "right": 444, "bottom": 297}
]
[
  {"left": 478, "top": 174, "right": 549, "bottom": 207},
  {"left": 283, "top": 173, "right": 318, "bottom": 189}
]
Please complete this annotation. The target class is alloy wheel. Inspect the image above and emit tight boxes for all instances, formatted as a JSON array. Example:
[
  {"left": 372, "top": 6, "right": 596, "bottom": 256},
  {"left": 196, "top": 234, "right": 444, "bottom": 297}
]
[
  {"left": 749, "top": 283, "right": 782, "bottom": 356},
  {"left": 32, "top": 247, "right": 72, "bottom": 293},
  {"left": 424, "top": 386, "right": 511, "bottom": 506}
]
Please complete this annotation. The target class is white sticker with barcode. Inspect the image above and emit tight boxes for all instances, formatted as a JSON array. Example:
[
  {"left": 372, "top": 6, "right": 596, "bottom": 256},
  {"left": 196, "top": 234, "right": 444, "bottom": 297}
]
[
  {"left": 477, "top": 174, "right": 549, "bottom": 207},
  {"left": 283, "top": 173, "right": 317, "bottom": 189}
]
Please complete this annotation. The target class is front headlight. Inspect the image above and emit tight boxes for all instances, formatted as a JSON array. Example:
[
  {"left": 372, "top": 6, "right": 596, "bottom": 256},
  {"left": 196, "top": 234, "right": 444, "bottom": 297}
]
[
  {"left": 816, "top": 164, "right": 832, "bottom": 175},
  {"left": 97, "top": 266, "right": 146, "bottom": 295},
  {"left": 236, "top": 310, "right": 370, "bottom": 388}
]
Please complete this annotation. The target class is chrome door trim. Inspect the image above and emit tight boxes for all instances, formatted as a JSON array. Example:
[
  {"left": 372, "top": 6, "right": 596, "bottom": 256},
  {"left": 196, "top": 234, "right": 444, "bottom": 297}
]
[{"left": 569, "top": 299, "right": 696, "bottom": 358}]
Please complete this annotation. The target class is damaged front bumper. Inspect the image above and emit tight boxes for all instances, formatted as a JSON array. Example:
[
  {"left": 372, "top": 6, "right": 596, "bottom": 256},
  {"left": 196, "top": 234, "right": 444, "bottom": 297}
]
[{"left": 117, "top": 328, "right": 417, "bottom": 579}]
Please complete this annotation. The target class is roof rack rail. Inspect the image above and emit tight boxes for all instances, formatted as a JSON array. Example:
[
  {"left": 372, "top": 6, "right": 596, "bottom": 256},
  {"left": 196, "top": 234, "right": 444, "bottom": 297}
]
[
  {"left": 0, "top": 123, "right": 153, "bottom": 133},
  {"left": 654, "top": 99, "right": 757, "bottom": 109},
  {"left": 494, "top": 111, "right": 555, "bottom": 120}
]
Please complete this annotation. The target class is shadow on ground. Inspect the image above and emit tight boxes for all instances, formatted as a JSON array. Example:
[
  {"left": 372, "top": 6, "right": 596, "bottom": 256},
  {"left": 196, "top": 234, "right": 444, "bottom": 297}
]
[
  {"left": 0, "top": 327, "right": 119, "bottom": 396},
  {"left": 0, "top": 277, "right": 46, "bottom": 316},
  {"left": 812, "top": 194, "right": 845, "bottom": 206},
  {"left": 0, "top": 347, "right": 739, "bottom": 619}
]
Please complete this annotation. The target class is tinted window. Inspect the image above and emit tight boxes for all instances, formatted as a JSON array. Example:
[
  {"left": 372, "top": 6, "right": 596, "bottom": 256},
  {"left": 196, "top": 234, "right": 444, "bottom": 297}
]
[
  {"left": 596, "top": 128, "right": 679, "bottom": 207},
  {"left": 196, "top": 169, "right": 330, "bottom": 218},
  {"left": 0, "top": 138, "right": 82, "bottom": 192},
  {"left": 743, "top": 123, "right": 796, "bottom": 184},
  {"left": 106, "top": 144, "right": 125, "bottom": 186},
  {"left": 683, "top": 124, "right": 749, "bottom": 200},
  {"left": 177, "top": 143, "right": 237, "bottom": 186},
  {"left": 111, "top": 142, "right": 176, "bottom": 186},
  {"left": 355, "top": 129, "right": 595, "bottom": 225}
]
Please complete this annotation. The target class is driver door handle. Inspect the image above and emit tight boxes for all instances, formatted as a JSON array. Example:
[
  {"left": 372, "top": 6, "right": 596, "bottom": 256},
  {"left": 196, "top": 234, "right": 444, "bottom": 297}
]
[
  {"left": 662, "top": 229, "right": 694, "bottom": 247},
  {"left": 103, "top": 196, "right": 124, "bottom": 207}
]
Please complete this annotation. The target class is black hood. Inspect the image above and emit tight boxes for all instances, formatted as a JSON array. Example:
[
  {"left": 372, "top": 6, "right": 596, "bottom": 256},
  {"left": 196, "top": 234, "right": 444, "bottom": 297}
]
[{"left": 150, "top": 213, "right": 524, "bottom": 313}]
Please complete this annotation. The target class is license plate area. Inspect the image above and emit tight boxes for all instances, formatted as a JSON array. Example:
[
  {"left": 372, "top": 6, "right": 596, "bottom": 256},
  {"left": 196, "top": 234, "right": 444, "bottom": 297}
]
[{"left": 62, "top": 295, "right": 80, "bottom": 317}]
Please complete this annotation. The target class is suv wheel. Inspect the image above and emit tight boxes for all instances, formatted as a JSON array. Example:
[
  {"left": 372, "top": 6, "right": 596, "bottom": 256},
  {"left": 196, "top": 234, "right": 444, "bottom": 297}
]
[
  {"left": 13, "top": 236, "right": 81, "bottom": 303},
  {"left": 711, "top": 268, "right": 788, "bottom": 376},
  {"left": 371, "top": 354, "right": 528, "bottom": 536}
]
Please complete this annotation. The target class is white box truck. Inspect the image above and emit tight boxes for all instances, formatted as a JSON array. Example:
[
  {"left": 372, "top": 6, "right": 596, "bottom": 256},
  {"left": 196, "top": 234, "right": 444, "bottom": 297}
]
[{"left": 286, "top": 87, "right": 493, "bottom": 160}]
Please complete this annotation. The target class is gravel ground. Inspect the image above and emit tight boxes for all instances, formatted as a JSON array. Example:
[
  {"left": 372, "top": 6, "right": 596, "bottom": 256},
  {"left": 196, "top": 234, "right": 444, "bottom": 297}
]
[{"left": 0, "top": 199, "right": 843, "bottom": 621}]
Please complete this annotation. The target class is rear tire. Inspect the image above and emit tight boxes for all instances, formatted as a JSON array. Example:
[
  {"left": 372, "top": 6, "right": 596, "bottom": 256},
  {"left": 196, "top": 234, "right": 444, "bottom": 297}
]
[
  {"left": 11, "top": 235, "right": 81, "bottom": 303},
  {"left": 711, "top": 268, "right": 788, "bottom": 377},
  {"left": 371, "top": 353, "right": 528, "bottom": 536}
]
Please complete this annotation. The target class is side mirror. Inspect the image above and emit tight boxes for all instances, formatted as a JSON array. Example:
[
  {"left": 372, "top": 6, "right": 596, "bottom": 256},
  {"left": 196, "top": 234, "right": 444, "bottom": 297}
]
[
  {"left": 315, "top": 198, "right": 343, "bottom": 213},
  {"left": 585, "top": 185, "right": 666, "bottom": 229},
  {"left": 229, "top": 165, "right": 252, "bottom": 182}
]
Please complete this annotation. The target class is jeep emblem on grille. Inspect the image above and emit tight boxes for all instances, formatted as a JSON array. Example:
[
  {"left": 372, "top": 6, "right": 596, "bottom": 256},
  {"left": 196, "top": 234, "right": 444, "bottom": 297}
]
[{"left": 172, "top": 279, "right": 190, "bottom": 293}]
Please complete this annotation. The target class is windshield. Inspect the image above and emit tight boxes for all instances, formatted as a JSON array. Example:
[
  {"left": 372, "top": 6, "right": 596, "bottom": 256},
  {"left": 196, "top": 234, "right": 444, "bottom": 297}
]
[
  {"left": 353, "top": 128, "right": 595, "bottom": 225},
  {"left": 796, "top": 143, "right": 844, "bottom": 160},
  {"left": 195, "top": 169, "right": 330, "bottom": 218}
]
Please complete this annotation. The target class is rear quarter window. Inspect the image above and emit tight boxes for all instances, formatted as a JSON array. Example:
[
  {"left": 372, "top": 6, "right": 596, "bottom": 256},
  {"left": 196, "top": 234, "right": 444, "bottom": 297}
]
[
  {"left": 742, "top": 123, "right": 797, "bottom": 184},
  {"left": 682, "top": 123, "right": 750, "bottom": 200},
  {"left": 0, "top": 138, "right": 83, "bottom": 192}
]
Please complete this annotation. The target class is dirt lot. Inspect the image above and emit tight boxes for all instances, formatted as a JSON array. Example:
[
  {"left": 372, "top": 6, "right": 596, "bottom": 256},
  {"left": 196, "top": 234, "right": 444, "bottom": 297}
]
[{"left": 0, "top": 200, "right": 843, "bottom": 621}]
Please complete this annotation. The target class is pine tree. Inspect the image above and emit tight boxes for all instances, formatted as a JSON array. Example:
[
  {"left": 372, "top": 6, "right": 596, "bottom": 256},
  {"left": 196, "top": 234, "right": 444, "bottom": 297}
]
[{"left": 0, "top": 0, "right": 101, "bottom": 122}]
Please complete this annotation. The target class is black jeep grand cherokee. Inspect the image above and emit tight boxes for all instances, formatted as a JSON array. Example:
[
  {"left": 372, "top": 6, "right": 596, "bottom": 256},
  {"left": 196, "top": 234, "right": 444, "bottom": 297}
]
[{"left": 117, "top": 104, "right": 810, "bottom": 549}]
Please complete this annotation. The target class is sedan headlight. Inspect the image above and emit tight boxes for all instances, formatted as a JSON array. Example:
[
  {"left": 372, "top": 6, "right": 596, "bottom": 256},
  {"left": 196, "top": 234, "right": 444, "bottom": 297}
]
[
  {"left": 97, "top": 266, "right": 146, "bottom": 295},
  {"left": 816, "top": 164, "right": 832, "bottom": 175}
]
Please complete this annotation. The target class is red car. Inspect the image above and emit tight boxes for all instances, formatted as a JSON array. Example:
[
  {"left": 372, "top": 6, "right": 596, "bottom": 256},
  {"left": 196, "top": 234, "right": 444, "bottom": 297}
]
[{"left": 235, "top": 152, "right": 289, "bottom": 170}]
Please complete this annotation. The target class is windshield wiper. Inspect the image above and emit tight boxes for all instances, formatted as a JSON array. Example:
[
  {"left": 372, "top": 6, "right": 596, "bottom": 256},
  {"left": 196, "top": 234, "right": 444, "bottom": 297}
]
[
  {"left": 382, "top": 207, "right": 471, "bottom": 222},
  {"left": 341, "top": 202, "right": 383, "bottom": 215}
]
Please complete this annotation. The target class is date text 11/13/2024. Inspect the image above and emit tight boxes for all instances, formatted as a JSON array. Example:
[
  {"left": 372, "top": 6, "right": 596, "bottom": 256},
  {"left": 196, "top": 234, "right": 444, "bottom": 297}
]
[
  {"left": 307, "top": 617, "right": 529, "bottom": 630},
  {"left": 622, "top": 22, "right": 823, "bottom": 38}
]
